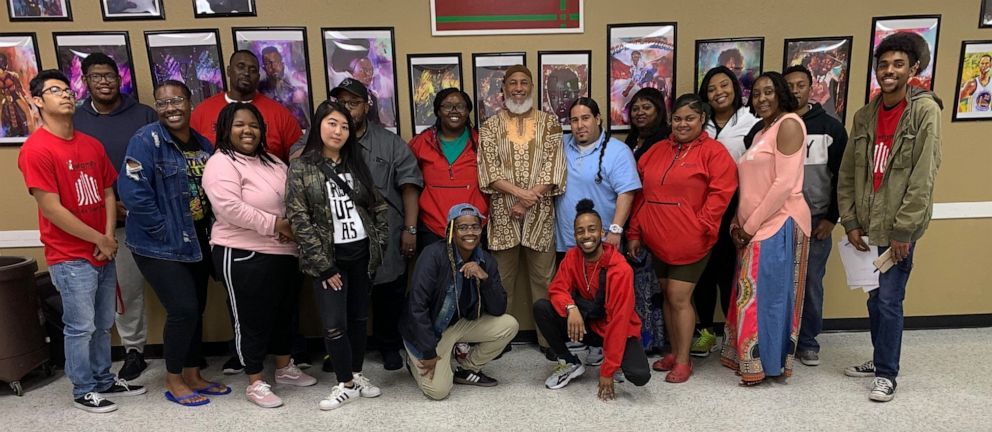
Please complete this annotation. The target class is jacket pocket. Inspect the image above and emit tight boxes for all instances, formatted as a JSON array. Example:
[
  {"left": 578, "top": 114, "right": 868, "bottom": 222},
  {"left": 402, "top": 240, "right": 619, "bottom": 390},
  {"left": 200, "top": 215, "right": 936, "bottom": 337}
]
[{"left": 890, "top": 134, "right": 916, "bottom": 169}]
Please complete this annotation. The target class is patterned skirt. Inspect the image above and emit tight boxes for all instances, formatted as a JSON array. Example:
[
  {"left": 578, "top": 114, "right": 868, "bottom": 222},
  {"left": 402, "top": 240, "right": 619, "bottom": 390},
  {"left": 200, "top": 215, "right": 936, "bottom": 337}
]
[
  {"left": 721, "top": 218, "right": 809, "bottom": 384},
  {"left": 630, "top": 249, "right": 666, "bottom": 352}
]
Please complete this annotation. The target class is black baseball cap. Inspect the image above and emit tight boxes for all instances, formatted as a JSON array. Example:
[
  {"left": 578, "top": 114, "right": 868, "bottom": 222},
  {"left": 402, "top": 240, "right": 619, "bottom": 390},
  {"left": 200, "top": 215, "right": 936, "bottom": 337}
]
[{"left": 330, "top": 78, "right": 369, "bottom": 101}]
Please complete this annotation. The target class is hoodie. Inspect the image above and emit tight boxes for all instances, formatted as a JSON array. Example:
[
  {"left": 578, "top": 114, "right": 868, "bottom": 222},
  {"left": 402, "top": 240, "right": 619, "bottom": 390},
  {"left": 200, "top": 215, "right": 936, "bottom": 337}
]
[{"left": 73, "top": 95, "right": 158, "bottom": 187}]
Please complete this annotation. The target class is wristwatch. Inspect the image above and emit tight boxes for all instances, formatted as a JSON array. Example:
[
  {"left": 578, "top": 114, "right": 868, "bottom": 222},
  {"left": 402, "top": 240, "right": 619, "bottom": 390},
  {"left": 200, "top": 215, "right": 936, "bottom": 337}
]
[
  {"left": 565, "top": 304, "right": 578, "bottom": 312},
  {"left": 608, "top": 224, "right": 624, "bottom": 234},
  {"left": 404, "top": 225, "right": 418, "bottom": 235}
]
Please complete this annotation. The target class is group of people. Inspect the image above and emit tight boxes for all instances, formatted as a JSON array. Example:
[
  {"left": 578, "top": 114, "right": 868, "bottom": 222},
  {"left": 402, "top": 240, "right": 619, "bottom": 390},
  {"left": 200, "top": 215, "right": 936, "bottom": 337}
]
[{"left": 16, "top": 30, "right": 941, "bottom": 413}]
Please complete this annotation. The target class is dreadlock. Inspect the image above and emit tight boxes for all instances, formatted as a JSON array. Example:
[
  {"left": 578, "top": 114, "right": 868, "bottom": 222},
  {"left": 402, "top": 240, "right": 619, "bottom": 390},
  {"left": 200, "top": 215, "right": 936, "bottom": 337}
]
[{"left": 568, "top": 97, "right": 610, "bottom": 184}]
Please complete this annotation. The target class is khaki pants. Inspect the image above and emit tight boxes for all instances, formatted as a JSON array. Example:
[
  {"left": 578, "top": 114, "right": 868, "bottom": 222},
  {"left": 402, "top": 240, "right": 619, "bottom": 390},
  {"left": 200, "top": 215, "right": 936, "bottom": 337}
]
[
  {"left": 493, "top": 246, "right": 556, "bottom": 347},
  {"left": 406, "top": 314, "right": 518, "bottom": 400}
]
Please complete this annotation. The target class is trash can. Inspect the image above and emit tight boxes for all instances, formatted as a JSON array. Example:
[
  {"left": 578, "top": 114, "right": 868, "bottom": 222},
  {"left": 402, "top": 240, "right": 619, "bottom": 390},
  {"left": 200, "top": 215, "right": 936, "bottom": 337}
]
[{"left": 0, "top": 256, "right": 51, "bottom": 396}]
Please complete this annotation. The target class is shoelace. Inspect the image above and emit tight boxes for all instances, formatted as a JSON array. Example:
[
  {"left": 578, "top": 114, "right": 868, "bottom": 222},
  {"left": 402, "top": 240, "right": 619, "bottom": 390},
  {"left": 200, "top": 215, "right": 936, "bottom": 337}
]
[
  {"left": 872, "top": 378, "right": 893, "bottom": 392},
  {"left": 114, "top": 378, "right": 130, "bottom": 390},
  {"left": 329, "top": 384, "right": 353, "bottom": 402},
  {"left": 553, "top": 362, "right": 571, "bottom": 375},
  {"left": 85, "top": 392, "right": 106, "bottom": 404},
  {"left": 251, "top": 382, "right": 273, "bottom": 396},
  {"left": 858, "top": 361, "right": 875, "bottom": 371},
  {"left": 353, "top": 373, "right": 373, "bottom": 389}
]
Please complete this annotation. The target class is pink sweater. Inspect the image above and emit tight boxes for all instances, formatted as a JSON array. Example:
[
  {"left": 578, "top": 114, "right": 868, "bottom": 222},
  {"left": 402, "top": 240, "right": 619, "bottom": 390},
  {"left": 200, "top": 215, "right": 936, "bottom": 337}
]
[
  {"left": 202, "top": 152, "right": 297, "bottom": 256},
  {"left": 735, "top": 113, "right": 811, "bottom": 242}
]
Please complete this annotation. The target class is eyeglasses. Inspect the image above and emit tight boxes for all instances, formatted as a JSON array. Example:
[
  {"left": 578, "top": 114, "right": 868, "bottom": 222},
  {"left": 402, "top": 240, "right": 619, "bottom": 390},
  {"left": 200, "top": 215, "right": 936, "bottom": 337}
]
[
  {"left": 41, "top": 86, "right": 76, "bottom": 99},
  {"left": 456, "top": 224, "right": 483, "bottom": 234},
  {"left": 85, "top": 73, "right": 119, "bottom": 83},
  {"left": 337, "top": 99, "right": 366, "bottom": 109},
  {"left": 154, "top": 96, "right": 187, "bottom": 110},
  {"left": 440, "top": 103, "right": 468, "bottom": 112}
]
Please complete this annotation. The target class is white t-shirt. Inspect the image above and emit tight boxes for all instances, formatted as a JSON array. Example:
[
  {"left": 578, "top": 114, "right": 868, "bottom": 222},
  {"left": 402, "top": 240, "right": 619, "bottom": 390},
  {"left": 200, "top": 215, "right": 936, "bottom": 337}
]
[
  {"left": 704, "top": 106, "right": 760, "bottom": 161},
  {"left": 326, "top": 173, "right": 368, "bottom": 244}
]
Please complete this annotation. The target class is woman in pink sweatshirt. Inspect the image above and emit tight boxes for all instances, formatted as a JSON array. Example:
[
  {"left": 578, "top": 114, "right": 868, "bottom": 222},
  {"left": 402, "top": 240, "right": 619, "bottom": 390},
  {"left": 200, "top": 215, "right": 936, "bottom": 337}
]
[{"left": 202, "top": 103, "right": 317, "bottom": 408}]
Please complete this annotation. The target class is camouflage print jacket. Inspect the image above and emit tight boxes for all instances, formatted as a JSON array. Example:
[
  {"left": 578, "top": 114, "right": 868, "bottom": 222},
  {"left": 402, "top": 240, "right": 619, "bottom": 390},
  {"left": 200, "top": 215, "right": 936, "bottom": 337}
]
[{"left": 286, "top": 157, "right": 388, "bottom": 280}]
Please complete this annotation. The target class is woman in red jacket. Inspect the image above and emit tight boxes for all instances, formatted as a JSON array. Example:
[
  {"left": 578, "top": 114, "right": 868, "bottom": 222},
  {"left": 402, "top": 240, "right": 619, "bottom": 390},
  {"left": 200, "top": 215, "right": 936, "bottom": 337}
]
[
  {"left": 627, "top": 93, "right": 738, "bottom": 383},
  {"left": 408, "top": 88, "right": 488, "bottom": 250}
]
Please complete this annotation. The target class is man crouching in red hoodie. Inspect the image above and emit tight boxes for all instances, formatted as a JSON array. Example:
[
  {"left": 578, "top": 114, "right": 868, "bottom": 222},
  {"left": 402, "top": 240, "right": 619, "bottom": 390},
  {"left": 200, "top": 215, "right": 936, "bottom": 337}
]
[{"left": 533, "top": 199, "right": 651, "bottom": 400}]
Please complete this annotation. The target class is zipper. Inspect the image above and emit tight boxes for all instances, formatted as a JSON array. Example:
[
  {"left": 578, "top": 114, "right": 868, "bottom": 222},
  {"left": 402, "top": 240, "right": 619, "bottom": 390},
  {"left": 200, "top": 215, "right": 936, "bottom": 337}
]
[
  {"left": 431, "top": 184, "right": 470, "bottom": 190},
  {"left": 646, "top": 200, "right": 679, "bottom": 206},
  {"left": 659, "top": 143, "right": 684, "bottom": 185}
]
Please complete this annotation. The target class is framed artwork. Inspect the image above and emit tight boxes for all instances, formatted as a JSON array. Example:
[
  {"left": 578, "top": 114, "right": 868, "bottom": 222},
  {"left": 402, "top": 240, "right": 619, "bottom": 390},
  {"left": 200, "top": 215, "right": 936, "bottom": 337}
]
[
  {"left": 6, "top": 0, "right": 71, "bottom": 21},
  {"left": 471, "top": 52, "right": 525, "bottom": 126},
  {"left": 952, "top": 40, "right": 992, "bottom": 122},
  {"left": 784, "top": 36, "right": 853, "bottom": 124},
  {"left": 53, "top": 32, "right": 138, "bottom": 102},
  {"left": 430, "top": 0, "right": 583, "bottom": 36},
  {"left": 0, "top": 33, "right": 42, "bottom": 145},
  {"left": 695, "top": 37, "right": 764, "bottom": 102},
  {"left": 145, "top": 30, "right": 225, "bottom": 106},
  {"left": 322, "top": 27, "right": 400, "bottom": 133},
  {"left": 866, "top": 15, "right": 941, "bottom": 103},
  {"left": 193, "top": 0, "right": 254, "bottom": 18},
  {"left": 234, "top": 27, "right": 313, "bottom": 131},
  {"left": 101, "top": 0, "right": 163, "bottom": 20},
  {"left": 607, "top": 22, "right": 677, "bottom": 131},
  {"left": 982, "top": 0, "right": 992, "bottom": 28},
  {"left": 407, "top": 53, "right": 462, "bottom": 134},
  {"left": 538, "top": 51, "right": 591, "bottom": 131}
]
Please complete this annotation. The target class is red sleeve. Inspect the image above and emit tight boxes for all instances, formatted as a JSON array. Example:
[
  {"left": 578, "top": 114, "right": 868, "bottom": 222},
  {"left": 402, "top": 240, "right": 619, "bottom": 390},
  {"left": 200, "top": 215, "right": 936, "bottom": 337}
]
[
  {"left": 548, "top": 250, "right": 577, "bottom": 317},
  {"left": 600, "top": 264, "right": 636, "bottom": 377},
  {"left": 699, "top": 144, "right": 738, "bottom": 237},
  {"left": 18, "top": 145, "right": 57, "bottom": 194}
]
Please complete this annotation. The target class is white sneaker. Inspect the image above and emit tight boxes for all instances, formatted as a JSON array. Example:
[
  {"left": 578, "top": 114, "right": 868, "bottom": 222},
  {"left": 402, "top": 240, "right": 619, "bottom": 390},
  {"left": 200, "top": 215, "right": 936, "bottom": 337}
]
[
  {"left": 246, "top": 381, "right": 283, "bottom": 408},
  {"left": 869, "top": 377, "right": 896, "bottom": 402},
  {"left": 352, "top": 372, "right": 382, "bottom": 398},
  {"left": 585, "top": 346, "right": 604, "bottom": 366},
  {"left": 613, "top": 371, "right": 625, "bottom": 383},
  {"left": 318, "top": 383, "right": 360, "bottom": 411},
  {"left": 544, "top": 360, "right": 585, "bottom": 390},
  {"left": 275, "top": 360, "right": 318, "bottom": 387}
]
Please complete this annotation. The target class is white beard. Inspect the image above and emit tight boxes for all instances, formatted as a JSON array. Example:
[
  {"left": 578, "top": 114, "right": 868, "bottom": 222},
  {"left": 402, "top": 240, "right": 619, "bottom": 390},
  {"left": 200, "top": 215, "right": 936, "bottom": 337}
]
[{"left": 504, "top": 97, "right": 533, "bottom": 115}]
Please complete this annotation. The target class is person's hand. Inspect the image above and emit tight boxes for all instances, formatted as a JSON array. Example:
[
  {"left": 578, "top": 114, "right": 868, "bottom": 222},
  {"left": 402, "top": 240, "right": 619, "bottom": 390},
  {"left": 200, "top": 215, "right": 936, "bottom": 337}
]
[
  {"left": 321, "top": 274, "right": 343, "bottom": 291},
  {"left": 605, "top": 232, "right": 622, "bottom": 247},
  {"left": 514, "top": 188, "right": 542, "bottom": 208},
  {"left": 889, "top": 240, "right": 912, "bottom": 263},
  {"left": 847, "top": 228, "right": 869, "bottom": 252},
  {"left": 567, "top": 308, "right": 585, "bottom": 343},
  {"left": 460, "top": 261, "right": 488, "bottom": 281},
  {"left": 597, "top": 375, "right": 616, "bottom": 401},
  {"left": 94, "top": 235, "right": 118, "bottom": 261},
  {"left": 627, "top": 239, "right": 641, "bottom": 259},
  {"left": 732, "top": 227, "right": 753, "bottom": 249},
  {"left": 510, "top": 202, "right": 528, "bottom": 221},
  {"left": 116, "top": 202, "right": 128, "bottom": 222},
  {"left": 275, "top": 218, "right": 295, "bottom": 242},
  {"left": 401, "top": 231, "right": 416, "bottom": 258},
  {"left": 812, "top": 219, "right": 835, "bottom": 241},
  {"left": 416, "top": 356, "right": 439, "bottom": 380}
]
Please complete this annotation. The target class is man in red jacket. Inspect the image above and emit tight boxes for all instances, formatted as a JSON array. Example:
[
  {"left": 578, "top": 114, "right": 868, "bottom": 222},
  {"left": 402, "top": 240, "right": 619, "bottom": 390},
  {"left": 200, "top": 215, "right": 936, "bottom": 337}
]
[{"left": 533, "top": 199, "right": 650, "bottom": 400}]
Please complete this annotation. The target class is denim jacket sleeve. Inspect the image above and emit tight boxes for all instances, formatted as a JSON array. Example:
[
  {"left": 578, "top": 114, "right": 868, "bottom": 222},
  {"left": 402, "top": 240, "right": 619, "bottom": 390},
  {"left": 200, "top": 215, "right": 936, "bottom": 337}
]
[{"left": 119, "top": 128, "right": 167, "bottom": 240}]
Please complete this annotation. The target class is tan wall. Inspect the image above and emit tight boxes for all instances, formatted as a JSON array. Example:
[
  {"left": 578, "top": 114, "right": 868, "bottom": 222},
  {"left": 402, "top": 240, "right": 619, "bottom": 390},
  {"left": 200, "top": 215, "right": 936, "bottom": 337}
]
[{"left": 1, "top": 1, "right": 989, "bottom": 344}]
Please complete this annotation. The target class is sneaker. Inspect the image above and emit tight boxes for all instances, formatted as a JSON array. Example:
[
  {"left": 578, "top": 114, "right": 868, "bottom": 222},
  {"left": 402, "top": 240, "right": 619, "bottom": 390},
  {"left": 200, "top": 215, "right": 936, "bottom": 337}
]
[
  {"left": 565, "top": 341, "right": 587, "bottom": 354},
  {"left": 652, "top": 353, "right": 675, "bottom": 372},
  {"left": 98, "top": 378, "right": 147, "bottom": 397},
  {"left": 665, "top": 361, "right": 693, "bottom": 383},
  {"left": 453, "top": 368, "right": 498, "bottom": 387},
  {"left": 382, "top": 350, "right": 403, "bottom": 371},
  {"left": 352, "top": 372, "right": 382, "bottom": 398},
  {"left": 246, "top": 381, "right": 283, "bottom": 408},
  {"left": 544, "top": 360, "right": 585, "bottom": 390},
  {"left": 318, "top": 383, "right": 360, "bottom": 411},
  {"left": 74, "top": 392, "right": 118, "bottom": 413},
  {"left": 292, "top": 352, "right": 312, "bottom": 370},
  {"left": 275, "top": 360, "right": 317, "bottom": 387},
  {"left": 690, "top": 328, "right": 717, "bottom": 357},
  {"left": 117, "top": 349, "right": 147, "bottom": 381},
  {"left": 613, "top": 371, "right": 625, "bottom": 383},
  {"left": 869, "top": 377, "right": 896, "bottom": 402},
  {"left": 223, "top": 356, "right": 244, "bottom": 375},
  {"left": 797, "top": 350, "right": 820, "bottom": 366},
  {"left": 845, "top": 360, "right": 875, "bottom": 377},
  {"left": 585, "top": 346, "right": 604, "bottom": 366}
]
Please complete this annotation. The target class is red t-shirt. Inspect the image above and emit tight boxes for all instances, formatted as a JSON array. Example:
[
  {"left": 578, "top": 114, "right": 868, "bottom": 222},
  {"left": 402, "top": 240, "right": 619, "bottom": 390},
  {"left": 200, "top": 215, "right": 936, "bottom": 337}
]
[
  {"left": 189, "top": 92, "right": 303, "bottom": 163},
  {"left": 872, "top": 99, "right": 907, "bottom": 191},
  {"left": 18, "top": 128, "right": 117, "bottom": 266}
]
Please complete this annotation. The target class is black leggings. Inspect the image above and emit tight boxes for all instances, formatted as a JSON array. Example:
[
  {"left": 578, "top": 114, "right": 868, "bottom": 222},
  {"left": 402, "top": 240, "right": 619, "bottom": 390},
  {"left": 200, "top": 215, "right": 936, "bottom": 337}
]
[
  {"left": 694, "top": 196, "right": 738, "bottom": 329},
  {"left": 314, "top": 254, "right": 371, "bottom": 383}
]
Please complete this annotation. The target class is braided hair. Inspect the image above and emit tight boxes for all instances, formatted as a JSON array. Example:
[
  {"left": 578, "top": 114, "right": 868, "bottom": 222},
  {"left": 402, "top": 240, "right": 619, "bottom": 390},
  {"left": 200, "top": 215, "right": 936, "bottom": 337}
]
[{"left": 568, "top": 97, "right": 610, "bottom": 184}]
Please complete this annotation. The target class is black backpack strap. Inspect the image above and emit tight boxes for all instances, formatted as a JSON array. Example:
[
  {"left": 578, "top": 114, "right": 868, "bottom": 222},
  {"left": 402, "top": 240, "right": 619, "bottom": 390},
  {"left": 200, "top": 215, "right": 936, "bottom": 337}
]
[{"left": 318, "top": 162, "right": 354, "bottom": 196}]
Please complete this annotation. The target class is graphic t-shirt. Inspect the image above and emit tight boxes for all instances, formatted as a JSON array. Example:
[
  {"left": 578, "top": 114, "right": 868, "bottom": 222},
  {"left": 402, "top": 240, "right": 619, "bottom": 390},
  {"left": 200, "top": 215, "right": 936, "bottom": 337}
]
[
  {"left": 18, "top": 128, "right": 117, "bottom": 266},
  {"left": 872, "top": 99, "right": 906, "bottom": 192},
  {"left": 172, "top": 133, "right": 211, "bottom": 221},
  {"left": 326, "top": 169, "right": 369, "bottom": 245}
]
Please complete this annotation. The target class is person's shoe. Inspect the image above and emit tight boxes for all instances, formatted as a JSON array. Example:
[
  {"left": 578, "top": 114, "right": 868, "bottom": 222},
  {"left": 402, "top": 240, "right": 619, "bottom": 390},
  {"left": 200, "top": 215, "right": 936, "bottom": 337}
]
[
  {"left": 613, "top": 371, "right": 625, "bottom": 383},
  {"left": 453, "top": 368, "right": 498, "bottom": 387},
  {"left": 797, "top": 350, "right": 820, "bottom": 366},
  {"left": 292, "top": 352, "right": 312, "bottom": 370},
  {"left": 117, "top": 349, "right": 147, "bottom": 381},
  {"left": 275, "top": 360, "right": 317, "bottom": 387},
  {"left": 690, "top": 328, "right": 717, "bottom": 357},
  {"left": 540, "top": 346, "right": 558, "bottom": 362},
  {"left": 652, "top": 353, "right": 676, "bottom": 372},
  {"left": 98, "top": 378, "right": 147, "bottom": 397},
  {"left": 382, "top": 350, "right": 403, "bottom": 371},
  {"left": 318, "top": 383, "right": 360, "bottom": 411},
  {"left": 246, "top": 380, "right": 283, "bottom": 408},
  {"left": 585, "top": 346, "right": 604, "bottom": 366},
  {"left": 665, "top": 361, "right": 693, "bottom": 383},
  {"left": 222, "top": 356, "right": 244, "bottom": 375},
  {"left": 845, "top": 360, "right": 875, "bottom": 377},
  {"left": 869, "top": 377, "right": 896, "bottom": 402},
  {"left": 322, "top": 354, "right": 333, "bottom": 373},
  {"left": 352, "top": 372, "right": 382, "bottom": 398},
  {"left": 565, "top": 341, "right": 587, "bottom": 354},
  {"left": 74, "top": 392, "right": 118, "bottom": 413},
  {"left": 545, "top": 360, "right": 585, "bottom": 390}
]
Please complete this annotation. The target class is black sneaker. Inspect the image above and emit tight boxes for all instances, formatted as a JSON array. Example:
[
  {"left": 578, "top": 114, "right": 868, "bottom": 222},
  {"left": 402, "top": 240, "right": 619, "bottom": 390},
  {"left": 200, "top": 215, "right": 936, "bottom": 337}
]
[
  {"left": 117, "top": 349, "right": 147, "bottom": 381},
  {"left": 382, "top": 350, "right": 403, "bottom": 371},
  {"left": 453, "top": 368, "right": 498, "bottom": 387},
  {"left": 292, "top": 352, "right": 312, "bottom": 370},
  {"left": 222, "top": 356, "right": 244, "bottom": 375},
  {"left": 99, "top": 379, "right": 147, "bottom": 397},
  {"left": 74, "top": 392, "right": 118, "bottom": 413},
  {"left": 493, "top": 343, "right": 512, "bottom": 361},
  {"left": 844, "top": 360, "right": 875, "bottom": 377},
  {"left": 869, "top": 377, "right": 896, "bottom": 402}
]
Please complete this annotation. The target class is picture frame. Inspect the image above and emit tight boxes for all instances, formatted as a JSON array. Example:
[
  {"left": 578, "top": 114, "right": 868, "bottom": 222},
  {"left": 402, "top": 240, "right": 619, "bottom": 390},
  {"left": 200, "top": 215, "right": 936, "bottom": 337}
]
[
  {"left": 471, "top": 52, "right": 525, "bottom": 127},
  {"left": 430, "top": 0, "right": 583, "bottom": 36},
  {"left": 0, "top": 32, "right": 43, "bottom": 145},
  {"left": 783, "top": 36, "right": 853, "bottom": 124},
  {"left": 952, "top": 40, "right": 992, "bottom": 122},
  {"left": 407, "top": 53, "right": 463, "bottom": 134},
  {"left": 538, "top": 50, "right": 591, "bottom": 131},
  {"left": 234, "top": 27, "right": 313, "bottom": 131},
  {"left": 981, "top": 0, "right": 992, "bottom": 28},
  {"left": 6, "top": 0, "right": 71, "bottom": 21},
  {"left": 100, "top": 0, "right": 163, "bottom": 21},
  {"left": 695, "top": 37, "right": 764, "bottom": 102},
  {"left": 53, "top": 31, "right": 138, "bottom": 102},
  {"left": 144, "top": 29, "right": 225, "bottom": 106},
  {"left": 322, "top": 27, "right": 400, "bottom": 133},
  {"left": 606, "top": 22, "right": 677, "bottom": 131},
  {"left": 866, "top": 15, "right": 941, "bottom": 103},
  {"left": 193, "top": 0, "right": 255, "bottom": 18}
]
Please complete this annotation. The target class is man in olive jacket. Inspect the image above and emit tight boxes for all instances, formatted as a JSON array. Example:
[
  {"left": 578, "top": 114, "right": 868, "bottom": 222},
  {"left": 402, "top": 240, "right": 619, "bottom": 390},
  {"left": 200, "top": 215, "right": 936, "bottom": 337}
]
[{"left": 837, "top": 32, "right": 941, "bottom": 403}]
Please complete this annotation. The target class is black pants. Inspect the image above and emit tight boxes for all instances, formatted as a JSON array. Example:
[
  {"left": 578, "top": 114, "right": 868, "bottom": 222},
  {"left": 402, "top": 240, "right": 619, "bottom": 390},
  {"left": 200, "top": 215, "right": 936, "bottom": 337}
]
[
  {"left": 533, "top": 299, "right": 651, "bottom": 386},
  {"left": 134, "top": 253, "right": 210, "bottom": 374},
  {"left": 694, "top": 195, "right": 738, "bottom": 329},
  {"left": 371, "top": 273, "right": 406, "bottom": 352},
  {"left": 214, "top": 247, "right": 302, "bottom": 375},
  {"left": 315, "top": 254, "right": 371, "bottom": 383}
]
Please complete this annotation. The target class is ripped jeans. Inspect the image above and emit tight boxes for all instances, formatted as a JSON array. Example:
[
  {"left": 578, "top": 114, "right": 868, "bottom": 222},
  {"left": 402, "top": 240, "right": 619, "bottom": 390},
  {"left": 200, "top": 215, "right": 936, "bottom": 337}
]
[{"left": 314, "top": 254, "right": 371, "bottom": 383}]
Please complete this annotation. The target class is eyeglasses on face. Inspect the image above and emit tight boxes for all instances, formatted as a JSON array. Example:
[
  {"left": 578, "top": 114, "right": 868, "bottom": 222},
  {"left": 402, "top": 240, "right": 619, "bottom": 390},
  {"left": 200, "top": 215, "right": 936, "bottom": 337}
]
[
  {"left": 41, "top": 86, "right": 76, "bottom": 99},
  {"left": 440, "top": 103, "right": 468, "bottom": 112},
  {"left": 154, "top": 96, "right": 187, "bottom": 110},
  {"left": 85, "top": 73, "right": 119, "bottom": 83},
  {"left": 456, "top": 224, "right": 483, "bottom": 233}
]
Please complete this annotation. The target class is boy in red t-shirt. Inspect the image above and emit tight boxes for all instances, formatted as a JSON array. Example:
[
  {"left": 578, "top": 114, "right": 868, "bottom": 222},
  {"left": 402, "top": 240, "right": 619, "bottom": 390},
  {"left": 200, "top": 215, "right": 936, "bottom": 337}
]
[{"left": 17, "top": 70, "right": 145, "bottom": 414}]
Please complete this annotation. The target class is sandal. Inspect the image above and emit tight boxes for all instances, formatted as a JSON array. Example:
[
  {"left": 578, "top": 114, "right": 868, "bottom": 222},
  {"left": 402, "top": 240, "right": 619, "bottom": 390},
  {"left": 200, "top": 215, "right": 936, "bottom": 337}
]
[
  {"left": 193, "top": 381, "right": 231, "bottom": 396},
  {"left": 164, "top": 390, "right": 210, "bottom": 407}
]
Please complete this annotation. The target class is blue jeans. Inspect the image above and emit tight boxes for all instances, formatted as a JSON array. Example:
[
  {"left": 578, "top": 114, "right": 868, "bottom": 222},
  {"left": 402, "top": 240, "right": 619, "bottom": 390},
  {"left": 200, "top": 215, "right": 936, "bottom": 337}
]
[
  {"left": 798, "top": 215, "right": 831, "bottom": 352},
  {"left": 869, "top": 244, "right": 914, "bottom": 382},
  {"left": 49, "top": 259, "right": 117, "bottom": 398}
]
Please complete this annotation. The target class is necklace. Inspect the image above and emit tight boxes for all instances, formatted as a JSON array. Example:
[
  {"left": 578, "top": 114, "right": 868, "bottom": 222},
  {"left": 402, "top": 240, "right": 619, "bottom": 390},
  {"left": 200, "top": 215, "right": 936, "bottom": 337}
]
[{"left": 582, "top": 257, "right": 602, "bottom": 294}]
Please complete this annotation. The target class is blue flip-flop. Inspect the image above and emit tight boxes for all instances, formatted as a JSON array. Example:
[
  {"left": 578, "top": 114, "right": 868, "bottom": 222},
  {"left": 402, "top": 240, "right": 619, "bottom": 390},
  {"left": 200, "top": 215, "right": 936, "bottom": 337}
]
[
  {"left": 193, "top": 382, "right": 231, "bottom": 396},
  {"left": 164, "top": 391, "right": 210, "bottom": 407}
]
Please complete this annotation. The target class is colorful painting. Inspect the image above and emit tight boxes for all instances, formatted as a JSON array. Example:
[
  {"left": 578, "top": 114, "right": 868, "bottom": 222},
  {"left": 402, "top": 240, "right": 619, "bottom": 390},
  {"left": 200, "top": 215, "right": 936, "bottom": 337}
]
[
  {"left": 953, "top": 40, "right": 992, "bottom": 121},
  {"left": 866, "top": 15, "right": 941, "bottom": 103},
  {"left": 472, "top": 52, "right": 525, "bottom": 126},
  {"left": 6, "top": 0, "right": 71, "bottom": 20},
  {"left": 145, "top": 30, "right": 225, "bottom": 106},
  {"left": 323, "top": 28, "right": 400, "bottom": 133},
  {"left": 696, "top": 37, "right": 764, "bottom": 102},
  {"left": 234, "top": 28, "right": 313, "bottom": 131},
  {"left": 408, "top": 53, "right": 462, "bottom": 134},
  {"left": 784, "top": 36, "right": 853, "bottom": 124},
  {"left": 431, "top": 0, "right": 583, "bottom": 36},
  {"left": 538, "top": 51, "right": 590, "bottom": 131},
  {"left": 607, "top": 22, "right": 677, "bottom": 130},
  {"left": 0, "top": 33, "right": 42, "bottom": 145}
]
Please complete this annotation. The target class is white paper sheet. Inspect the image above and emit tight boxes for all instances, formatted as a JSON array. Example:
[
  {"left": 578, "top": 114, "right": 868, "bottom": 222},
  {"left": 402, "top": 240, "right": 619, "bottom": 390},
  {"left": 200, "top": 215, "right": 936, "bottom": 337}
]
[{"left": 837, "top": 237, "right": 879, "bottom": 293}]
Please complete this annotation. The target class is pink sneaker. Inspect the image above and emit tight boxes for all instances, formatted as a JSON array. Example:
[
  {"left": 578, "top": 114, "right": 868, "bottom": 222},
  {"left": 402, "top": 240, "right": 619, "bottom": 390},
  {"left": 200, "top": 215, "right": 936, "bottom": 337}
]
[
  {"left": 246, "top": 381, "right": 282, "bottom": 408},
  {"left": 275, "top": 360, "right": 318, "bottom": 387}
]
